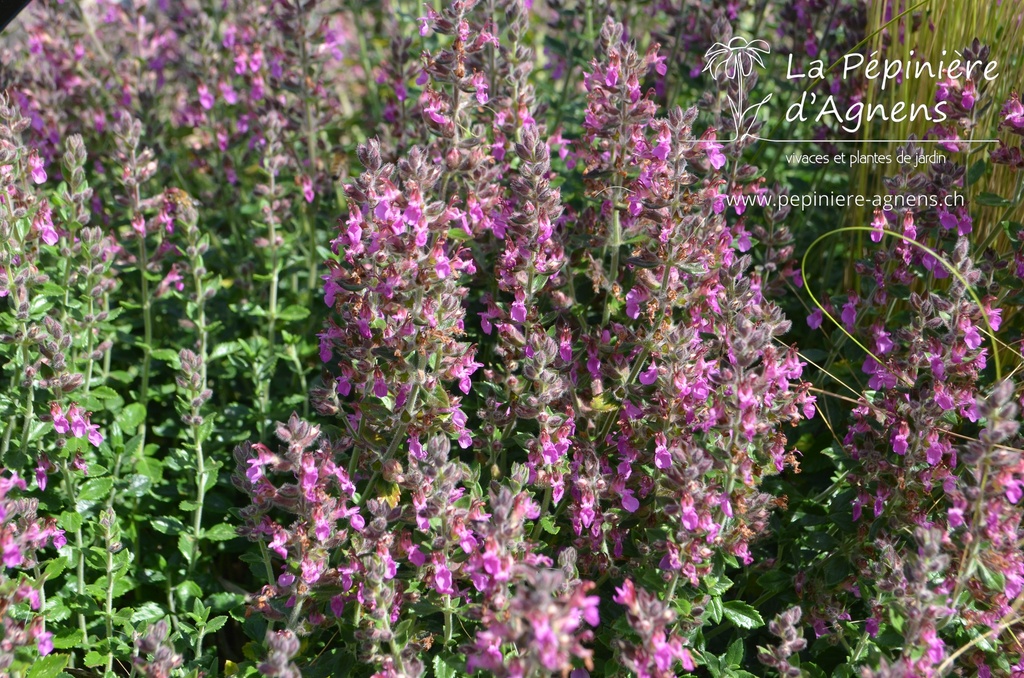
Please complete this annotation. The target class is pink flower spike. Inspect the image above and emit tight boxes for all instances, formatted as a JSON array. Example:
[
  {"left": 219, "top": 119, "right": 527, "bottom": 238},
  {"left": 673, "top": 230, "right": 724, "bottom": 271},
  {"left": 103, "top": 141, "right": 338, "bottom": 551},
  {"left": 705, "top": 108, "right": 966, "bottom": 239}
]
[
  {"left": 28, "top": 151, "right": 46, "bottom": 184},
  {"left": 51, "top": 402, "right": 70, "bottom": 434},
  {"left": 37, "top": 631, "right": 53, "bottom": 656},
  {"left": 86, "top": 421, "right": 104, "bottom": 447},
  {"left": 67, "top": 404, "right": 87, "bottom": 438}
]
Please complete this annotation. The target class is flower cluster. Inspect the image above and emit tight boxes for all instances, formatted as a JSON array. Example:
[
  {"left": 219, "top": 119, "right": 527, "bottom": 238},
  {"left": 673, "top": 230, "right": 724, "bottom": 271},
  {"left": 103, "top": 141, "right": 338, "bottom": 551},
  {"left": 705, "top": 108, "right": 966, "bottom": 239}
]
[
  {"left": 234, "top": 414, "right": 362, "bottom": 632},
  {"left": 0, "top": 471, "right": 64, "bottom": 668},
  {"left": 613, "top": 578, "right": 696, "bottom": 677}
]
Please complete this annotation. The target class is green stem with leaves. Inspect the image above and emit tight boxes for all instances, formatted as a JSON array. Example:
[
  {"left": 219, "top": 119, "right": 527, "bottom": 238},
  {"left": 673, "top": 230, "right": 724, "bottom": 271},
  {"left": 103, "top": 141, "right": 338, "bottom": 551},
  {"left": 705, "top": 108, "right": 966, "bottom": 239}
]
[{"left": 61, "top": 462, "right": 91, "bottom": 653}]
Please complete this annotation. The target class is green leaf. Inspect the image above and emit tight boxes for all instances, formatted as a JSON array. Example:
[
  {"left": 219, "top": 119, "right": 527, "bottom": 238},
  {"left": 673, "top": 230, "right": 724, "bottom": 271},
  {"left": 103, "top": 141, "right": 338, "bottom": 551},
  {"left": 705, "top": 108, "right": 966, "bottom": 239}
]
[
  {"left": 205, "top": 615, "right": 228, "bottom": 634},
  {"left": 27, "top": 653, "right": 69, "bottom": 678},
  {"left": 43, "top": 556, "right": 69, "bottom": 581},
  {"left": 967, "top": 159, "right": 987, "bottom": 186},
  {"left": 707, "top": 596, "right": 723, "bottom": 624},
  {"left": 703, "top": 653, "right": 723, "bottom": 677},
  {"left": 90, "top": 386, "right": 120, "bottom": 401},
  {"left": 537, "top": 514, "right": 560, "bottom": 535},
  {"left": 123, "top": 473, "right": 152, "bottom": 498},
  {"left": 724, "top": 638, "right": 744, "bottom": 667},
  {"left": 151, "top": 347, "right": 183, "bottom": 365},
  {"left": 52, "top": 629, "right": 84, "bottom": 650},
  {"left": 135, "top": 455, "right": 164, "bottom": 483},
  {"left": 132, "top": 603, "right": 167, "bottom": 624},
  {"left": 210, "top": 340, "right": 242, "bottom": 361},
  {"left": 203, "top": 523, "right": 239, "bottom": 542},
  {"left": 84, "top": 651, "right": 105, "bottom": 667},
  {"left": 151, "top": 516, "right": 185, "bottom": 535},
  {"left": 77, "top": 478, "right": 114, "bottom": 502},
  {"left": 276, "top": 305, "right": 310, "bottom": 322},
  {"left": 118, "top": 405, "right": 147, "bottom": 433},
  {"left": 59, "top": 511, "right": 83, "bottom": 533},
  {"left": 179, "top": 532, "right": 196, "bottom": 564},
  {"left": 722, "top": 601, "right": 764, "bottom": 629},
  {"left": 433, "top": 655, "right": 459, "bottom": 678},
  {"left": 446, "top": 227, "right": 473, "bottom": 241},
  {"left": 976, "top": 191, "right": 1012, "bottom": 207}
]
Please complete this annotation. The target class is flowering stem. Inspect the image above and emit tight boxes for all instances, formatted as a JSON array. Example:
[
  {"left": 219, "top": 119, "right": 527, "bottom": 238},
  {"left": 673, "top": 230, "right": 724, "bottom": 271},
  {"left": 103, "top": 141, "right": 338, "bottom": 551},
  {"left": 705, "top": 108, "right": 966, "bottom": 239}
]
[
  {"left": 101, "top": 293, "right": 113, "bottom": 382},
  {"left": 103, "top": 521, "right": 117, "bottom": 674},
  {"left": 260, "top": 168, "right": 282, "bottom": 440},
  {"left": 138, "top": 230, "right": 153, "bottom": 440},
  {"left": 184, "top": 219, "right": 212, "bottom": 576},
  {"left": 287, "top": 593, "right": 306, "bottom": 630},
  {"left": 83, "top": 296, "right": 96, "bottom": 394},
  {"left": 666, "top": 571, "right": 680, "bottom": 601},
  {"left": 295, "top": 0, "right": 320, "bottom": 298},
  {"left": 17, "top": 336, "right": 34, "bottom": 458},
  {"left": 189, "top": 419, "right": 207, "bottom": 575},
  {"left": 443, "top": 597, "right": 454, "bottom": 646},
  {"left": 601, "top": 208, "right": 621, "bottom": 326},
  {"left": 361, "top": 382, "right": 420, "bottom": 503},
  {"left": 530, "top": 486, "right": 552, "bottom": 541}
]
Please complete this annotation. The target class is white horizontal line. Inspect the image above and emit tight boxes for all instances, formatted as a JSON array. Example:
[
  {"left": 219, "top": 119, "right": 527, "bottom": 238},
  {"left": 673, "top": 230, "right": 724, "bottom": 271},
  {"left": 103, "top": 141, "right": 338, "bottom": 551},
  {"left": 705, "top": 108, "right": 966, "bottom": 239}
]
[{"left": 758, "top": 138, "right": 1000, "bottom": 144}]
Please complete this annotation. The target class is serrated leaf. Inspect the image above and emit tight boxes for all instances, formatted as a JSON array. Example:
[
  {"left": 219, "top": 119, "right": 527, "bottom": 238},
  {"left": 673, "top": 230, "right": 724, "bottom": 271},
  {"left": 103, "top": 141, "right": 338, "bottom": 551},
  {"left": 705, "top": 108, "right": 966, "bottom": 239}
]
[
  {"left": 135, "top": 455, "right": 164, "bottom": 483},
  {"left": 707, "top": 596, "right": 723, "bottom": 624},
  {"left": 90, "top": 386, "right": 120, "bottom": 401},
  {"left": 52, "top": 629, "right": 83, "bottom": 650},
  {"left": 724, "top": 638, "right": 744, "bottom": 666},
  {"left": 210, "top": 340, "right": 241, "bottom": 361},
  {"left": 446, "top": 227, "right": 473, "bottom": 241},
  {"left": 59, "top": 511, "right": 83, "bottom": 533},
  {"left": 967, "top": 159, "right": 986, "bottom": 186},
  {"left": 722, "top": 601, "right": 764, "bottom": 629},
  {"left": 27, "top": 653, "right": 69, "bottom": 678},
  {"left": 77, "top": 478, "right": 114, "bottom": 502},
  {"left": 433, "top": 655, "right": 459, "bottom": 678},
  {"left": 178, "top": 533, "right": 196, "bottom": 564},
  {"left": 131, "top": 603, "right": 167, "bottom": 624},
  {"left": 276, "top": 305, "right": 310, "bottom": 322},
  {"left": 151, "top": 516, "right": 185, "bottom": 535},
  {"left": 123, "top": 473, "right": 151, "bottom": 498},
  {"left": 976, "top": 191, "right": 1012, "bottom": 207},
  {"left": 203, "top": 523, "right": 239, "bottom": 542},
  {"left": 205, "top": 615, "right": 228, "bottom": 634},
  {"left": 43, "top": 556, "right": 69, "bottom": 581},
  {"left": 118, "top": 404, "right": 147, "bottom": 432},
  {"left": 151, "top": 348, "right": 182, "bottom": 367}
]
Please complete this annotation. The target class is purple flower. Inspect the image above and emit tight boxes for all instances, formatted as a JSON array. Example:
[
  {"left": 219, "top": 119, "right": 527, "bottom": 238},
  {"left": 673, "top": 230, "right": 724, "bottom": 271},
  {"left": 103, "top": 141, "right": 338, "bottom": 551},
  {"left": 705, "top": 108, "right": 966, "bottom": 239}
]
[
  {"left": 870, "top": 208, "right": 885, "bottom": 242},
  {"left": 841, "top": 295, "right": 858, "bottom": 329},
  {"left": 639, "top": 362, "right": 658, "bottom": 385},
  {"left": 198, "top": 83, "right": 214, "bottom": 110}
]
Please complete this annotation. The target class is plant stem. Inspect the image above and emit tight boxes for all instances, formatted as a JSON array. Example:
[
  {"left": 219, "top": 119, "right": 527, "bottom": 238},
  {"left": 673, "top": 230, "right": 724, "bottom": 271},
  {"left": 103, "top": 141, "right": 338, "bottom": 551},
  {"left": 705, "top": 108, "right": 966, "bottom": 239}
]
[
  {"left": 61, "top": 463, "right": 91, "bottom": 653},
  {"left": 137, "top": 225, "right": 153, "bottom": 442},
  {"left": 104, "top": 531, "right": 117, "bottom": 673},
  {"left": 260, "top": 169, "right": 282, "bottom": 441}
]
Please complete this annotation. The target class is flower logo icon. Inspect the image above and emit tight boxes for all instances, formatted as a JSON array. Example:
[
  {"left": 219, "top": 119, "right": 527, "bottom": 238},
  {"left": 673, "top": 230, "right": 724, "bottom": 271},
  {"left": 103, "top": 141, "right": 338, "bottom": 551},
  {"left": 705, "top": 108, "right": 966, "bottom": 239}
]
[{"left": 703, "top": 37, "right": 773, "bottom": 141}]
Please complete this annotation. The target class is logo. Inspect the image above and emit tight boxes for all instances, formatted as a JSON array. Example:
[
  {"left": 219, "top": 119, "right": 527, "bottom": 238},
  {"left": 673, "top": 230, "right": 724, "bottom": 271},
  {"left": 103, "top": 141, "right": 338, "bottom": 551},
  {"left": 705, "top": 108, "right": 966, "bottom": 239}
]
[{"left": 703, "top": 37, "right": 773, "bottom": 142}]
